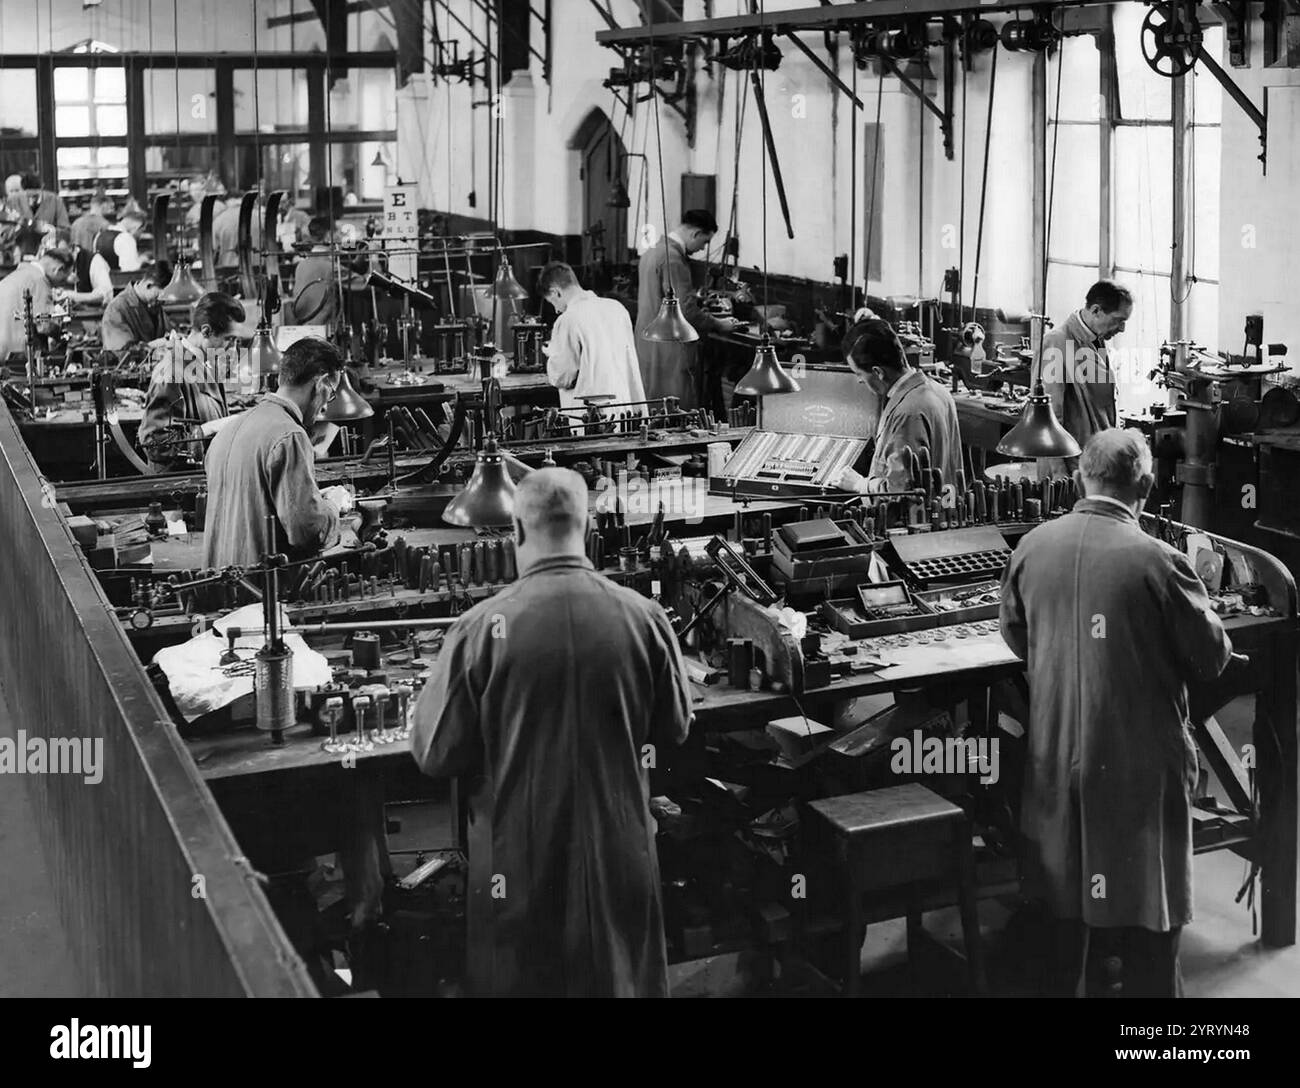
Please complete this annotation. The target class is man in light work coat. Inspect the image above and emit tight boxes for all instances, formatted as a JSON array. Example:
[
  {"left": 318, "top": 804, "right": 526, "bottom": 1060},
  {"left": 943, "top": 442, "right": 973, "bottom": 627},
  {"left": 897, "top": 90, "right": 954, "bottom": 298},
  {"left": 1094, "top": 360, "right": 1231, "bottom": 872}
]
[
  {"left": 539, "top": 261, "right": 646, "bottom": 414},
  {"left": 1035, "top": 279, "right": 1133, "bottom": 474},
  {"left": 635, "top": 209, "right": 741, "bottom": 407},
  {"left": 833, "top": 317, "right": 965, "bottom": 495},
  {"left": 999, "top": 429, "right": 1234, "bottom": 997},
  {"left": 411, "top": 468, "right": 693, "bottom": 997}
]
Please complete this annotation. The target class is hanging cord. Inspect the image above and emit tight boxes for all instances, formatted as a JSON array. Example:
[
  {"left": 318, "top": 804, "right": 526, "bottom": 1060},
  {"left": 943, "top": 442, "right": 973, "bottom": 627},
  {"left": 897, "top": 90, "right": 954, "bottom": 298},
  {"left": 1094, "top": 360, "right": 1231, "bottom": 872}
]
[
  {"left": 172, "top": 0, "right": 181, "bottom": 202},
  {"left": 862, "top": 65, "right": 884, "bottom": 300},
  {"left": 489, "top": 12, "right": 503, "bottom": 341},
  {"left": 252, "top": 0, "right": 262, "bottom": 202},
  {"left": 646, "top": 4, "right": 675, "bottom": 295},
  {"left": 958, "top": 49, "right": 968, "bottom": 324},
  {"left": 969, "top": 44, "right": 998, "bottom": 323},
  {"left": 849, "top": 57, "right": 857, "bottom": 309},
  {"left": 1035, "top": 33, "right": 1066, "bottom": 384},
  {"left": 446, "top": 9, "right": 453, "bottom": 214},
  {"left": 917, "top": 61, "right": 924, "bottom": 297},
  {"left": 1171, "top": 74, "right": 1195, "bottom": 306},
  {"left": 760, "top": 0, "right": 769, "bottom": 318},
  {"left": 726, "top": 70, "right": 748, "bottom": 276}
]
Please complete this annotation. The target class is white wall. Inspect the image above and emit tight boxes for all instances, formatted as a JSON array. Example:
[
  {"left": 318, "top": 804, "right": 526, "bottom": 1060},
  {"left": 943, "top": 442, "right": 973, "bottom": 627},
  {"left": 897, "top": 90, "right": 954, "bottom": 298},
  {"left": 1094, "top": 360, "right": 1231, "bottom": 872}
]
[
  {"left": 1216, "top": 18, "right": 1300, "bottom": 363},
  {"left": 397, "top": 0, "right": 1041, "bottom": 311}
]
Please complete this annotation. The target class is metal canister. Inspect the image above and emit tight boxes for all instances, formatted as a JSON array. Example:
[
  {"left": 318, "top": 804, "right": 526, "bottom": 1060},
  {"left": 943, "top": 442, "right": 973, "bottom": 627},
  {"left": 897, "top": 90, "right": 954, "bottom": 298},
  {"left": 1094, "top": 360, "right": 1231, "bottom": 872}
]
[
  {"left": 254, "top": 646, "right": 294, "bottom": 745},
  {"left": 352, "top": 631, "right": 381, "bottom": 670}
]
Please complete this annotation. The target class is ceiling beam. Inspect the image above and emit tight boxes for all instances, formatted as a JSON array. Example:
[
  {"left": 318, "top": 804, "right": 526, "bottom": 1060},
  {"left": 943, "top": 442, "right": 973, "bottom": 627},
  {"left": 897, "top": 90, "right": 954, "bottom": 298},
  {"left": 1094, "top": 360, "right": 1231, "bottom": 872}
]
[{"left": 595, "top": 0, "right": 1121, "bottom": 46}]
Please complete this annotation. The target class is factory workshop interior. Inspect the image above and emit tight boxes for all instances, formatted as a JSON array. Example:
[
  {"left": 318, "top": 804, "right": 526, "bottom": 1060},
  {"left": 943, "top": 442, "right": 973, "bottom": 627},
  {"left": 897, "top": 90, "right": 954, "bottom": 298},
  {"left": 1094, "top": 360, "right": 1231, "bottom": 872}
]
[{"left": 1, "top": 0, "right": 1299, "bottom": 1026}]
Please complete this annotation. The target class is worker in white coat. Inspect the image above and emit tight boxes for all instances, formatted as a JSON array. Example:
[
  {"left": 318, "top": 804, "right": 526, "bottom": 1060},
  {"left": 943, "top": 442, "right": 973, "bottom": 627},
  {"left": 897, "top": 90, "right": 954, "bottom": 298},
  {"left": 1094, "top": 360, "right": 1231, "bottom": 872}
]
[
  {"left": 999, "top": 429, "right": 1237, "bottom": 997},
  {"left": 539, "top": 261, "right": 646, "bottom": 415}
]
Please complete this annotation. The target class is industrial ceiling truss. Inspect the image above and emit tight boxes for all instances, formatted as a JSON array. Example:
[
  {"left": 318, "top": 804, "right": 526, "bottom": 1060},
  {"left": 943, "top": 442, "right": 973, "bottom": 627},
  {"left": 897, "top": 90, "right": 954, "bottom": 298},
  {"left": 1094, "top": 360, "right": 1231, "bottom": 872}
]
[{"left": 595, "top": 1, "right": 1281, "bottom": 170}]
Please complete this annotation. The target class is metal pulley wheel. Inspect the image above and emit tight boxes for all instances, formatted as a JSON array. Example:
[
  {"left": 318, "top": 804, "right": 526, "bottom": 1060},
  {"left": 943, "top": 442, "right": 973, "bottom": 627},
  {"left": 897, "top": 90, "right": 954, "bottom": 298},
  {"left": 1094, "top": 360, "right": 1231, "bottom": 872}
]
[
  {"left": 1141, "top": 4, "right": 1203, "bottom": 79},
  {"left": 961, "top": 321, "right": 985, "bottom": 348}
]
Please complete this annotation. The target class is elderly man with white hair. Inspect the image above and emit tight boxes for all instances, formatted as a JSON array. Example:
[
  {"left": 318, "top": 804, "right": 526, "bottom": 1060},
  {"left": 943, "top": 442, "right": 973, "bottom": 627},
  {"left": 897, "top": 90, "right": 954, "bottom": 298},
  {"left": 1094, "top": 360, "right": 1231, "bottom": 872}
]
[
  {"left": 999, "top": 428, "right": 1237, "bottom": 998},
  {"left": 411, "top": 467, "right": 693, "bottom": 997}
]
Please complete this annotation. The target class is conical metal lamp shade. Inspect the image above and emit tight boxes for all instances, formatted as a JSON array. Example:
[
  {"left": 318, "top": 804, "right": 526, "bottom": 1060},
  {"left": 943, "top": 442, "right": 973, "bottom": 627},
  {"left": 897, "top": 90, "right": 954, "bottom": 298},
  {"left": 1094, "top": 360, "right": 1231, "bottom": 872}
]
[
  {"left": 641, "top": 287, "right": 699, "bottom": 343},
  {"left": 996, "top": 381, "right": 1081, "bottom": 458},
  {"left": 734, "top": 335, "right": 800, "bottom": 395},
  {"left": 159, "top": 260, "right": 204, "bottom": 304},
  {"left": 606, "top": 178, "right": 631, "bottom": 208},
  {"left": 247, "top": 325, "right": 280, "bottom": 388},
  {"left": 323, "top": 368, "right": 374, "bottom": 422},
  {"left": 443, "top": 435, "right": 517, "bottom": 527},
  {"left": 493, "top": 252, "right": 530, "bottom": 301}
]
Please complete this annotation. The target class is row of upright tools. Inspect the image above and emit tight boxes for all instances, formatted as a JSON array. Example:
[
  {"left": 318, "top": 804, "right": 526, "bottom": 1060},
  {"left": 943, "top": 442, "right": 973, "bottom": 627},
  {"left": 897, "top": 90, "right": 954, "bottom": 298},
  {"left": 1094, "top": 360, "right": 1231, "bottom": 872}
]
[{"left": 805, "top": 471, "right": 1086, "bottom": 538}]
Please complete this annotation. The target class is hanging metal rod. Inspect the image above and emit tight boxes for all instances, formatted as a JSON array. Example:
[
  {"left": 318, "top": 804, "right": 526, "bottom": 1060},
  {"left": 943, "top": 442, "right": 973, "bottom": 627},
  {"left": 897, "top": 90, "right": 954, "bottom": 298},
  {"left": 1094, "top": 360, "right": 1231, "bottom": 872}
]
[
  {"left": 749, "top": 70, "right": 795, "bottom": 240},
  {"left": 784, "top": 32, "right": 864, "bottom": 109}
]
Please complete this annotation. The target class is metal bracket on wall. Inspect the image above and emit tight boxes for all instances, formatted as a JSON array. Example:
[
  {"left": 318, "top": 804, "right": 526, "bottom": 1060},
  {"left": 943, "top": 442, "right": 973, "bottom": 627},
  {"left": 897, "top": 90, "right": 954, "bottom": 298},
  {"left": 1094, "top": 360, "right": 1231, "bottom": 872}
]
[
  {"left": 1196, "top": 45, "right": 1268, "bottom": 169},
  {"left": 879, "top": 52, "right": 956, "bottom": 161}
]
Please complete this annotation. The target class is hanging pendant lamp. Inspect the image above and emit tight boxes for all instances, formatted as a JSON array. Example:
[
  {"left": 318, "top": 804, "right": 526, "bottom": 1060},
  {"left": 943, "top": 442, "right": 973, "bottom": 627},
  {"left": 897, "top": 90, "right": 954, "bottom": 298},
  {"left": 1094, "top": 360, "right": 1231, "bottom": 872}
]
[
  {"left": 159, "top": 259, "right": 204, "bottom": 304},
  {"left": 443, "top": 434, "right": 517, "bottom": 527},
  {"left": 323, "top": 368, "right": 375, "bottom": 422},
  {"left": 996, "top": 381, "right": 1080, "bottom": 458},
  {"left": 637, "top": 13, "right": 697, "bottom": 346},
  {"left": 247, "top": 323, "right": 280, "bottom": 388},
  {"left": 606, "top": 177, "right": 631, "bottom": 209},
  {"left": 642, "top": 287, "right": 699, "bottom": 343},
  {"left": 492, "top": 250, "right": 529, "bottom": 300},
  {"left": 734, "top": 333, "right": 799, "bottom": 395}
]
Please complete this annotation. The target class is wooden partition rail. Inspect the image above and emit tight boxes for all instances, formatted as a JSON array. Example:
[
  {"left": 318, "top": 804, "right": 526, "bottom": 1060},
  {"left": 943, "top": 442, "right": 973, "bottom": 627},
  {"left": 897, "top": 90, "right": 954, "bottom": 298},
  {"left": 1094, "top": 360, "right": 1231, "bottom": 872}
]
[{"left": 0, "top": 403, "right": 315, "bottom": 997}]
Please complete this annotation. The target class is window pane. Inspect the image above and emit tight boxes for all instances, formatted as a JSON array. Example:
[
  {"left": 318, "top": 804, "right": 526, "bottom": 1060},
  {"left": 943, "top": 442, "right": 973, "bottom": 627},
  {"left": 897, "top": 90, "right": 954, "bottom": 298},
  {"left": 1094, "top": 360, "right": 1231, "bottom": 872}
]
[
  {"left": 233, "top": 69, "right": 309, "bottom": 132},
  {"left": 330, "top": 143, "right": 391, "bottom": 202},
  {"left": 0, "top": 70, "right": 40, "bottom": 135},
  {"left": 56, "top": 105, "right": 92, "bottom": 138},
  {"left": 1193, "top": 27, "right": 1223, "bottom": 124},
  {"left": 92, "top": 67, "right": 126, "bottom": 103},
  {"left": 1113, "top": 271, "right": 1170, "bottom": 415},
  {"left": 1047, "top": 124, "right": 1101, "bottom": 264},
  {"left": 97, "top": 105, "right": 128, "bottom": 137},
  {"left": 233, "top": 142, "right": 312, "bottom": 198},
  {"left": 146, "top": 69, "right": 218, "bottom": 135},
  {"left": 53, "top": 67, "right": 89, "bottom": 103},
  {"left": 1046, "top": 262, "right": 1099, "bottom": 325},
  {"left": 1190, "top": 125, "right": 1219, "bottom": 281},
  {"left": 1114, "top": 3, "right": 1171, "bottom": 121},
  {"left": 145, "top": 145, "right": 222, "bottom": 192},
  {"left": 99, "top": 146, "right": 129, "bottom": 169},
  {"left": 1050, "top": 36, "right": 1100, "bottom": 122},
  {"left": 57, "top": 147, "right": 92, "bottom": 170},
  {"left": 327, "top": 68, "right": 397, "bottom": 132},
  {"left": 1114, "top": 127, "right": 1173, "bottom": 274}
]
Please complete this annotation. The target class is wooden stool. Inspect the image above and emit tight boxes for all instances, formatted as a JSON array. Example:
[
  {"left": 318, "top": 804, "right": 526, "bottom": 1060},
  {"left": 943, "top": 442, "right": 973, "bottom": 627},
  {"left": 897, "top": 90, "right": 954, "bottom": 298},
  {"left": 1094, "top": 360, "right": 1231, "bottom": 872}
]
[{"left": 807, "top": 783, "right": 987, "bottom": 996}]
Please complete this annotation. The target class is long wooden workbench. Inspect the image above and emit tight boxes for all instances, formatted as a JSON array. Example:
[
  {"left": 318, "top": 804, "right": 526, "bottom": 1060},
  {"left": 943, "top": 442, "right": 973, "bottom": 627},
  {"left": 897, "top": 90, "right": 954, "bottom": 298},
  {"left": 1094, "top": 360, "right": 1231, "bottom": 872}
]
[{"left": 6, "top": 375, "right": 1298, "bottom": 996}]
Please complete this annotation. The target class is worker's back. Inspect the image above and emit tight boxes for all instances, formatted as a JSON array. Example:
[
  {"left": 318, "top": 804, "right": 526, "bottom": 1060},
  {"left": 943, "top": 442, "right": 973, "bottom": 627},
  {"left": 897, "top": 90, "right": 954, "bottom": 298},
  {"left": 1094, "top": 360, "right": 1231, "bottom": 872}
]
[
  {"left": 999, "top": 497, "right": 1231, "bottom": 929},
  {"left": 202, "top": 395, "right": 337, "bottom": 568},
  {"left": 413, "top": 556, "right": 691, "bottom": 996}
]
